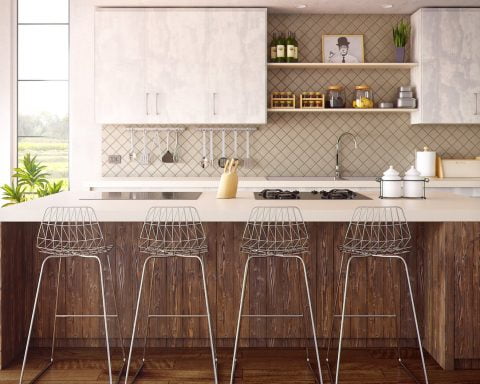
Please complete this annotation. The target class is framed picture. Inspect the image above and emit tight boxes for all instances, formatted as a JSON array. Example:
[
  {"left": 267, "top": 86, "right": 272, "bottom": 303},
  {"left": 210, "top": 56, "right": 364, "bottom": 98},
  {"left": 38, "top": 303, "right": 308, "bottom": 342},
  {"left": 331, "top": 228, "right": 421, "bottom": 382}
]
[{"left": 322, "top": 35, "right": 364, "bottom": 63}]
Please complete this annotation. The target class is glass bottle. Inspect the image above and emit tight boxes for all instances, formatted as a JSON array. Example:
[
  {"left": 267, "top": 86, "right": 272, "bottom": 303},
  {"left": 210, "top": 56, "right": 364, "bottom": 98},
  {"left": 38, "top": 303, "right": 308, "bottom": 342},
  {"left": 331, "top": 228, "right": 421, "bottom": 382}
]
[
  {"left": 286, "top": 32, "right": 295, "bottom": 63},
  {"left": 293, "top": 32, "right": 299, "bottom": 62},
  {"left": 276, "top": 33, "right": 286, "bottom": 63},
  {"left": 270, "top": 32, "right": 277, "bottom": 62}
]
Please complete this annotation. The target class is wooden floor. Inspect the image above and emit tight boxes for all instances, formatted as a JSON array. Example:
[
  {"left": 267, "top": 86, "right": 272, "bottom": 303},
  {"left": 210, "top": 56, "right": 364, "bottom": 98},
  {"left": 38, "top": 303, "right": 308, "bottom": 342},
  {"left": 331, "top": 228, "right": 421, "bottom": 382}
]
[{"left": 2, "top": 348, "right": 480, "bottom": 383}]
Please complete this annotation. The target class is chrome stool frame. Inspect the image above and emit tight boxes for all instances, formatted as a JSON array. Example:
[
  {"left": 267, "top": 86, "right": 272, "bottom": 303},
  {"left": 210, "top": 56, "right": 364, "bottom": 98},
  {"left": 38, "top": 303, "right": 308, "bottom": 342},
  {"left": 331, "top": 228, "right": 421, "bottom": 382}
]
[
  {"left": 325, "top": 206, "right": 429, "bottom": 384},
  {"left": 125, "top": 207, "right": 217, "bottom": 384},
  {"left": 19, "top": 207, "right": 126, "bottom": 384},
  {"left": 230, "top": 206, "right": 323, "bottom": 384}
]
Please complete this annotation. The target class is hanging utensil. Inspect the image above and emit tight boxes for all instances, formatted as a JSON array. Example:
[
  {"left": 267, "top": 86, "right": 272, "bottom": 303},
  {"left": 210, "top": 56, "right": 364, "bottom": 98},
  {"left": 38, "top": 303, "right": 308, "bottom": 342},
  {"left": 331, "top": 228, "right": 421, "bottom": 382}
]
[
  {"left": 128, "top": 129, "right": 136, "bottom": 161},
  {"left": 243, "top": 131, "right": 254, "bottom": 169},
  {"left": 233, "top": 130, "right": 244, "bottom": 167},
  {"left": 209, "top": 130, "right": 214, "bottom": 166},
  {"left": 139, "top": 129, "right": 150, "bottom": 165},
  {"left": 162, "top": 131, "right": 174, "bottom": 163},
  {"left": 154, "top": 130, "right": 162, "bottom": 162},
  {"left": 173, "top": 130, "right": 179, "bottom": 163},
  {"left": 201, "top": 130, "right": 209, "bottom": 169},
  {"left": 218, "top": 130, "right": 228, "bottom": 168}
]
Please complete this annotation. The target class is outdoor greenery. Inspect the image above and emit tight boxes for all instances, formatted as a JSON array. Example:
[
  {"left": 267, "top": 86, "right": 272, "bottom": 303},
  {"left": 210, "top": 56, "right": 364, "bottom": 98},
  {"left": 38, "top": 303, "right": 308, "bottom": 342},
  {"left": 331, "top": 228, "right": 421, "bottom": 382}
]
[
  {"left": 393, "top": 20, "right": 411, "bottom": 48},
  {"left": 1, "top": 154, "right": 64, "bottom": 207}
]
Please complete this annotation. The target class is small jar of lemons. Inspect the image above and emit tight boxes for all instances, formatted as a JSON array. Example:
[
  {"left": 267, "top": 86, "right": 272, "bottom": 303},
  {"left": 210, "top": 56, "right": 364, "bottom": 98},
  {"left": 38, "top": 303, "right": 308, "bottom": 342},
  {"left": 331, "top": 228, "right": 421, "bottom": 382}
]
[{"left": 353, "top": 85, "right": 374, "bottom": 108}]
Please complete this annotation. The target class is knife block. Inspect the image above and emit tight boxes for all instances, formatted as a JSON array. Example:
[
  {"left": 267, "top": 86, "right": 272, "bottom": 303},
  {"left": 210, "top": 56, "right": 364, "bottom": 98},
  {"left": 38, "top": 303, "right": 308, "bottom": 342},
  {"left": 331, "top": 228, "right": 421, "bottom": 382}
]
[{"left": 217, "top": 159, "right": 239, "bottom": 199}]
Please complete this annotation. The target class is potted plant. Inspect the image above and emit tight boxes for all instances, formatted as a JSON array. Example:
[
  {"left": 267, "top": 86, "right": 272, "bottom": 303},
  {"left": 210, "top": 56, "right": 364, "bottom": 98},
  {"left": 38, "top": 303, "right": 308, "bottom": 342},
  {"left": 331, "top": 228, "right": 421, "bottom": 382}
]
[{"left": 393, "top": 20, "right": 411, "bottom": 63}]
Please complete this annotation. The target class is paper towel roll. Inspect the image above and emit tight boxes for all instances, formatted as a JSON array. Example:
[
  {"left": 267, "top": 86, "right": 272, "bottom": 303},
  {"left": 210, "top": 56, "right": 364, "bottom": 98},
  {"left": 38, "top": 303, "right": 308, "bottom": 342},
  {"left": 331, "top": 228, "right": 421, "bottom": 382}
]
[{"left": 415, "top": 147, "right": 436, "bottom": 177}]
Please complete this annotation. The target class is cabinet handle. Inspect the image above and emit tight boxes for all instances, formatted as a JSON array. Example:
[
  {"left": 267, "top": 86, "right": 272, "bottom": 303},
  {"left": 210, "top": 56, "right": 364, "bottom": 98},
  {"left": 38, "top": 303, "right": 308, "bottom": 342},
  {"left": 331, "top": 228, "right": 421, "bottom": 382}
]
[
  {"left": 213, "top": 92, "right": 217, "bottom": 116},
  {"left": 475, "top": 93, "right": 479, "bottom": 116},
  {"left": 146, "top": 92, "right": 150, "bottom": 115},
  {"left": 155, "top": 93, "right": 159, "bottom": 115}
]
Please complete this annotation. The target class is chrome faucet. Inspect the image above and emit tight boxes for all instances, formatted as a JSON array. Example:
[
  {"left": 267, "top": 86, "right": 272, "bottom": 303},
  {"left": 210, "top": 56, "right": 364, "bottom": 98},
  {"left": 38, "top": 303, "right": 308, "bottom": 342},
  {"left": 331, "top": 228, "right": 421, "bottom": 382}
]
[{"left": 335, "top": 132, "right": 358, "bottom": 180}]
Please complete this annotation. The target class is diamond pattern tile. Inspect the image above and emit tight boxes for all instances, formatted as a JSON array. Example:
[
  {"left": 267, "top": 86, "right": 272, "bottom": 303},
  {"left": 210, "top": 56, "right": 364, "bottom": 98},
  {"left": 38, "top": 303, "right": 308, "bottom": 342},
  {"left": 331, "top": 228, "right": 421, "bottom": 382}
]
[{"left": 103, "top": 14, "right": 480, "bottom": 178}]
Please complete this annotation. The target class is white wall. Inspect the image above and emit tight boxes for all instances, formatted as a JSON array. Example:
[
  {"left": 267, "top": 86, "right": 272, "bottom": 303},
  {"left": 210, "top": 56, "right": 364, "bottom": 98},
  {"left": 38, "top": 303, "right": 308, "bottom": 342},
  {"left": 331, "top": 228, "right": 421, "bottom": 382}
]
[{"left": 0, "top": 0, "right": 15, "bottom": 187}]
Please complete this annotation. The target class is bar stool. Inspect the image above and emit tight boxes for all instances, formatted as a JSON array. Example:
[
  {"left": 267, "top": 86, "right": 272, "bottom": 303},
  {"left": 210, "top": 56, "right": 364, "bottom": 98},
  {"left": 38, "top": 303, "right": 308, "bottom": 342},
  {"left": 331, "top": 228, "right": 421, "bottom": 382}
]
[
  {"left": 20, "top": 207, "right": 125, "bottom": 384},
  {"left": 230, "top": 206, "right": 323, "bottom": 384},
  {"left": 326, "top": 206, "right": 428, "bottom": 384},
  {"left": 125, "top": 207, "right": 217, "bottom": 384}
]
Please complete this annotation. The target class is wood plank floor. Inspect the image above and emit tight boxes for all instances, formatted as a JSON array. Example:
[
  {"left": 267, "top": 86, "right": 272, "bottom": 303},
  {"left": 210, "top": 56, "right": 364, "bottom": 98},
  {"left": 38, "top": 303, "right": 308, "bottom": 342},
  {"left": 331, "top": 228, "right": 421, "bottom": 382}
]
[{"left": 2, "top": 348, "right": 480, "bottom": 383}]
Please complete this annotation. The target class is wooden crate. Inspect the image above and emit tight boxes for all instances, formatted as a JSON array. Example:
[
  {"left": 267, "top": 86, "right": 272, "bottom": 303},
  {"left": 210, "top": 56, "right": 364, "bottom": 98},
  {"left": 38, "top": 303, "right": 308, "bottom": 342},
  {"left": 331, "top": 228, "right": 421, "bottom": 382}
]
[
  {"left": 270, "top": 92, "right": 296, "bottom": 109},
  {"left": 300, "top": 93, "right": 325, "bottom": 109}
]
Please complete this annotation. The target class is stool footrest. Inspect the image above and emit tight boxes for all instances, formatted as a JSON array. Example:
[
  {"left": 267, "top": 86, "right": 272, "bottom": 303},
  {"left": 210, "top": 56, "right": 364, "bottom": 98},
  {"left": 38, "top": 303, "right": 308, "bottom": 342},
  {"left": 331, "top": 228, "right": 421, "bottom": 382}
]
[
  {"left": 334, "top": 314, "right": 396, "bottom": 318},
  {"left": 147, "top": 314, "right": 207, "bottom": 318},
  {"left": 242, "top": 314, "right": 303, "bottom": 318},
  {"left": 55, "top": 314, "right": 118, "bottom": 318}
]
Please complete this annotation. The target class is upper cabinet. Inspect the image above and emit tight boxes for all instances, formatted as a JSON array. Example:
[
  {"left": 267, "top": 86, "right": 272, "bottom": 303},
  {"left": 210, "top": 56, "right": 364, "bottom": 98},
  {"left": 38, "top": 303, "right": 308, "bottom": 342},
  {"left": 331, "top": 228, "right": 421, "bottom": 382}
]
[
  {"left": 95, "top": 8, "right": 267, "bottom": 125},
  {"left": 411, "top": 8, "right": 480, "bottom": 124}
]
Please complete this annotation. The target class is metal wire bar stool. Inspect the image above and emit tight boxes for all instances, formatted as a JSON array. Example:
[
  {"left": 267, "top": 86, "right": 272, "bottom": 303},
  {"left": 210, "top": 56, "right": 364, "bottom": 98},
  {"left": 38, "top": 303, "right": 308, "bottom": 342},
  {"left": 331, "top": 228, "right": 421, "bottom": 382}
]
[
  {"left": 125, "top": 207, "right": 217, "bottom": 384},
  {"left": 325, "top": 206, "right": 428, "bottom": 384},
  {"left": 19, "top": 207, "right": 126, "bottom": 384},
  {"left": 230, "top": 206, "right": 323, "bottom": 384}
]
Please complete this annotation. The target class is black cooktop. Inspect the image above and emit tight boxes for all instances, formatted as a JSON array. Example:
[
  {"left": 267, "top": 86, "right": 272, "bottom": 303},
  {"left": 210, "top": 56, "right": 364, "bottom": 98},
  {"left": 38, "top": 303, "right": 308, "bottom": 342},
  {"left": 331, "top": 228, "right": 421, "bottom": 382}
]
[{"left": 254, "top": 189, "right": 371, "bottom": 200}]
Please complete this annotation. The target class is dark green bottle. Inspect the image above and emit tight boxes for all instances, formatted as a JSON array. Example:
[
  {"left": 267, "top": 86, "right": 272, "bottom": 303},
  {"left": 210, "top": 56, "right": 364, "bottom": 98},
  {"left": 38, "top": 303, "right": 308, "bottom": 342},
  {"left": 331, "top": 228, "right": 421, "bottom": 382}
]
[
  {"left": 270, "top": 32, "right": 277, "bottom": 62},
  {"left": 293, "top": 32, "right": 299, "bottom": 62},
  {"left": 286, "top": 31, "right": 295, "bottom": 63},
  {"left": 276, "top": 33, "right": 286, "bottom": 63}
]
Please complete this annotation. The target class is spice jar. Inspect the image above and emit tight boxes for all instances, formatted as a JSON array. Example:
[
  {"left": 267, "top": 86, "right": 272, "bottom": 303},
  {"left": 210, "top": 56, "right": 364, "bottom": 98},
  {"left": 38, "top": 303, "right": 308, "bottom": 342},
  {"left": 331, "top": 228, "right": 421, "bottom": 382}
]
[
  {"left": 326, "top": 85, "right": 346, "bottom": 108},
  {"left": 353, "top": 85, "right": 374, "bottom": 108}
]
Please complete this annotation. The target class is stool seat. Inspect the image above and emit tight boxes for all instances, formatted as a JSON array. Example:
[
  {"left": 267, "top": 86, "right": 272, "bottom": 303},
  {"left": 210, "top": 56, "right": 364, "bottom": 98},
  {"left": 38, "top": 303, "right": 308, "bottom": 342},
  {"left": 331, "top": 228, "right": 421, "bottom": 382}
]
[
  {"left": 140, "top": 242, "right": 207, "bottom": 256},
  {"left": 38, "top": 244, "right": 113, "bottom": 256}
]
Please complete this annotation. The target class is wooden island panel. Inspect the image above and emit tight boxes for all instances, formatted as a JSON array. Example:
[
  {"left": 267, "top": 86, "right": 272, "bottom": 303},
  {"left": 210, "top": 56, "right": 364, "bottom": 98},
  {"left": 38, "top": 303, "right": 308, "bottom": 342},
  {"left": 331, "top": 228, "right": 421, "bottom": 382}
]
[{"left": 0, "top": 221, "right": 479, "bottom": 370}]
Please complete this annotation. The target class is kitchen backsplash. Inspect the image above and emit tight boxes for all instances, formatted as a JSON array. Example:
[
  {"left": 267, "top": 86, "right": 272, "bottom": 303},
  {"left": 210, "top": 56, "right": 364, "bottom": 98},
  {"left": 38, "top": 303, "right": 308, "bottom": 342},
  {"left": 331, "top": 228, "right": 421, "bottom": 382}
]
[{"left": 102, "top": 14, "right": 480, "bottom": 178}]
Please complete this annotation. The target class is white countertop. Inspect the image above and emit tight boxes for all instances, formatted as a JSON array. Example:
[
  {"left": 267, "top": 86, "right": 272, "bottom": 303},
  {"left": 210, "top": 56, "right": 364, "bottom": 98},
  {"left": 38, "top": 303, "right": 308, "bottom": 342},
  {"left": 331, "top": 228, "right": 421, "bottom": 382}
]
[
  {"left": 1, "top": 190, "right": 479, "bottom": 222},
  {"left": 86, "top": 176, "right": 480, "bottom": 191}
]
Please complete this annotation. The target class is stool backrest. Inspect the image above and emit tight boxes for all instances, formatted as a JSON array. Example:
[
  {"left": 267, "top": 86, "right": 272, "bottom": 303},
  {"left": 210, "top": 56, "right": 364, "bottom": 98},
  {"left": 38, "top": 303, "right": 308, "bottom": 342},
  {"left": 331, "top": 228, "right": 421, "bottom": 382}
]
[
  {"left": 343, "top": 206, "right": 411, "bottom": 254},
  {"left": 242, "top": 206, "right": 309, "bottom": 253},
  {"left": 139, "top": 207, "right": 206, "bottom": 252},
  {"left": 37, "top": 207, "right": 105, "bottom": 254}
]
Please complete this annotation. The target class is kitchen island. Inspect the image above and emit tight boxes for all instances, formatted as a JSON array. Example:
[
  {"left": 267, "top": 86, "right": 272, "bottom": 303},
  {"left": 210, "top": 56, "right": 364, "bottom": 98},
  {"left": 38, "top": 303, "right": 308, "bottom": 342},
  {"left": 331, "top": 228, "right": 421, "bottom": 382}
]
[{"left": 0, "top": 191, "right": 479, "bottom": 371}]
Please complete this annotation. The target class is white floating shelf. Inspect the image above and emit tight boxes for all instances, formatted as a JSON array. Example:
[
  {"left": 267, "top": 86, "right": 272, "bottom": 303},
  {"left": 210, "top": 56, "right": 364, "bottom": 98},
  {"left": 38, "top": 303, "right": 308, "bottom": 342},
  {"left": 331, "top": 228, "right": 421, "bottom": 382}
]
[
  {"left": 268, "top": 108, "right": 418, "bottom": 113},
  {"left": 267, "top": 62, "right": 418, "bottom": 69}
]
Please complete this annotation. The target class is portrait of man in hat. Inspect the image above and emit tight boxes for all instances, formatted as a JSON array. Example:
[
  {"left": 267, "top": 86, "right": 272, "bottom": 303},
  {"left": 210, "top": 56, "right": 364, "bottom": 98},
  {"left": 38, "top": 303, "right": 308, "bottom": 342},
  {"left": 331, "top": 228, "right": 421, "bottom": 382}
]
[{"left": 322, "top": 35, "right": 364, "bottom": 63}]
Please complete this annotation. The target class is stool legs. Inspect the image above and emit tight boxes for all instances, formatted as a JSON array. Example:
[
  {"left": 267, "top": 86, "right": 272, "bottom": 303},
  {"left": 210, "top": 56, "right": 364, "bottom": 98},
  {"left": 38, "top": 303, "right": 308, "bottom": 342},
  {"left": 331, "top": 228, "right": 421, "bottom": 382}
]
[
  {"left": 230, "top": 255, "right": 323, "bottom": 384},
  {"left": 125, "top": 254, "right": 218, "bottom": 384},
  {"left": 333, "top": 255, "right": 429, "bottom": 384},
  {"left": 19, "top": 254, "right": 124, "bottom": 384}
]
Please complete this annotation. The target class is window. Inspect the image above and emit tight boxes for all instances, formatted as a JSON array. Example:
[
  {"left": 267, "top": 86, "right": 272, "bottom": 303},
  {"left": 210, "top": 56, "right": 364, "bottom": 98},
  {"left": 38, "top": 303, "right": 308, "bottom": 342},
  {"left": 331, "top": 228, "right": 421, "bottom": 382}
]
[{"left": 17, "top": 0, "right": 69, "bottom": 186}]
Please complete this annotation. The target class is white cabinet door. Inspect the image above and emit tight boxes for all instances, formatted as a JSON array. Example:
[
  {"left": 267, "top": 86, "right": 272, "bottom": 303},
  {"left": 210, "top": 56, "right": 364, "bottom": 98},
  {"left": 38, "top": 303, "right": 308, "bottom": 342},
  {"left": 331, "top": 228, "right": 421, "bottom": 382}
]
[
  {"left": 411, "top": 8, "right": 480, "bottom": 124},
  {"left": 146, "top": 9, "right": 209, "bottom": 124},
  {"left": 206, "top": 9, "right": 267, "bottom": 124},
  {"left": 95, "top": 9, "right": 147, "bottom": 124}
]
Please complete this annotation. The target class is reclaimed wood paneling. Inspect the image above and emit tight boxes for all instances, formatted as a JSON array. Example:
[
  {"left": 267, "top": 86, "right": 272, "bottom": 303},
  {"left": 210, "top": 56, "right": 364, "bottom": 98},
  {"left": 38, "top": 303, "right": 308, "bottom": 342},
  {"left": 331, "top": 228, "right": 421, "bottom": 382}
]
[{"left": 1, "top": 221, "right": 479, "bottom": 371}]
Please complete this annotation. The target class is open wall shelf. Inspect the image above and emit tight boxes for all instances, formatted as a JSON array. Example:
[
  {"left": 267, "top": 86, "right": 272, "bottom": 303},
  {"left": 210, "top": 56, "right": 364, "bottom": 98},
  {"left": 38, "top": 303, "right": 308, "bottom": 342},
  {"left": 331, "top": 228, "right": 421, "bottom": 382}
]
[
  {"left": 268, "top": 108, "right": 418, "bottom": 113},
  {"left": 267, "top": 62, "right": 418, "bottom": 69}
]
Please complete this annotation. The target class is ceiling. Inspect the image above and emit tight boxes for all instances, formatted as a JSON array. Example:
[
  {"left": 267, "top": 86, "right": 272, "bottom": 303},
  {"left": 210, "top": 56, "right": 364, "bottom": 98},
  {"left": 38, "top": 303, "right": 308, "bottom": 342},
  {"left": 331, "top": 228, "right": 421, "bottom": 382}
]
[{"left": 128, "top": 0, "right": 480, "bottom": 14}]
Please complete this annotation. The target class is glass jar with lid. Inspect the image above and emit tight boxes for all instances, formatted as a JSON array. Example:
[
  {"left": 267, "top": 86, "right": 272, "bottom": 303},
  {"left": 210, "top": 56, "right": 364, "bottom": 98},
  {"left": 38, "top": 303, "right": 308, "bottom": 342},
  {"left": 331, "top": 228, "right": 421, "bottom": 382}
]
[
  {"left": 353, "top": 85, "right": 374, "bottom": 108},
  {"left": 326, "top": 85, "right": 346, "bottom": 108}
]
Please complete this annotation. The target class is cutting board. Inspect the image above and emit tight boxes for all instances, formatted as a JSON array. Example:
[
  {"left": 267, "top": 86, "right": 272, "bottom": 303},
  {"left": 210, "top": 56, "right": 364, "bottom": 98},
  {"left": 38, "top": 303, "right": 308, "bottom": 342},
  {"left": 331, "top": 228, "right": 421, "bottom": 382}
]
[{"left": 441, "top": 159, "right": 480, "bottom": 177}]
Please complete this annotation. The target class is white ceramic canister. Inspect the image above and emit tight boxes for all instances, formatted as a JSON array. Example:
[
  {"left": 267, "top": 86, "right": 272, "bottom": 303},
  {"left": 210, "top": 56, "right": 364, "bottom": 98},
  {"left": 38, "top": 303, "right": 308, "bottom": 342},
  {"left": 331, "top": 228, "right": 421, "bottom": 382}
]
[
  {"left": 403, "top": 166, "right": 424, "bottom": 198},
  {"left": 382, "top": 165, "right": 402, "bottom": 198},
  {"left": 415, "top": 146, "right": 436, "bottom": 177}
]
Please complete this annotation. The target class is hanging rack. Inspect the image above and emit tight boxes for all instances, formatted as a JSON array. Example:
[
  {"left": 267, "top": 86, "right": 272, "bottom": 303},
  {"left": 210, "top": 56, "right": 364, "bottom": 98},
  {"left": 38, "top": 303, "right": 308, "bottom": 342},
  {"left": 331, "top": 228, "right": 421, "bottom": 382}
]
[
  {"left": 126, "top": 127, "right": 186, "bottom": 132},
  {"left": 193, "top": 127, "right": 258, "bottom": 133}
]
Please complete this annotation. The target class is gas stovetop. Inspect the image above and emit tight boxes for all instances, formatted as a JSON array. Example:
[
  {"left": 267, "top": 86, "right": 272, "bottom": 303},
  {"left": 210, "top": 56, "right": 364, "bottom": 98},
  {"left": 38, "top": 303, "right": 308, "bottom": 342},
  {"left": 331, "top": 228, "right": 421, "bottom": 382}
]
[{"left": 254, "top": 189, "right": 371, "bottom": 200}]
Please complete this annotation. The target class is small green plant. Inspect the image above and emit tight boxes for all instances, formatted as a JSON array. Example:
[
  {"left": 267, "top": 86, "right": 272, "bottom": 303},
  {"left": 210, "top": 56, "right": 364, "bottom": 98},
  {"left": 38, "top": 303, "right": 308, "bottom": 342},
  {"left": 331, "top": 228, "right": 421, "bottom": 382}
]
[
  {"left": 393, "top": 20, "right": 411, "bottom": 47},
  {"left": 1, "top": 154, "right": 64, "bottom": 207},
  {"left": 0, "top": 182, "right": 27, "bottom": 207}
]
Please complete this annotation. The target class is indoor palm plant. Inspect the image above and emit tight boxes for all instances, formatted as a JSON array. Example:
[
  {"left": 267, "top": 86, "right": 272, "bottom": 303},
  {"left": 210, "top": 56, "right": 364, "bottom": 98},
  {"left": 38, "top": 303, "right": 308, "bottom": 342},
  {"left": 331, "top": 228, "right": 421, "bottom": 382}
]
[
  {"left": 1, "top": 154, "right": 64, "bottom": 207},
  {"left": 393, "top": 20, "right": 411, "bottom": 63}
]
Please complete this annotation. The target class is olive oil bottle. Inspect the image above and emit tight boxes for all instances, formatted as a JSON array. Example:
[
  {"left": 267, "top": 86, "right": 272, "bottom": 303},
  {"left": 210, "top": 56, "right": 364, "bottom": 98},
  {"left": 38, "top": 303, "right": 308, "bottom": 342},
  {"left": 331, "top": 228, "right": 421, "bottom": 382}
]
[
  {"left": 293, "top": 32, "right": 299, "bottom": 62},
  {"left": 276, "top": 33, "right": 286, "bottom": 62},
  {"left": 270, "top": 32, "right": 277, "bottom": 62},
  {"left": 286, "top": 31, "right": 295, "bottom": 62}
]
